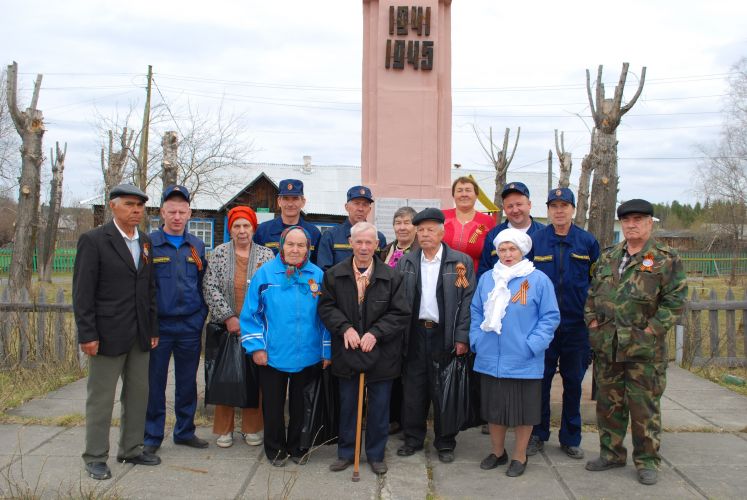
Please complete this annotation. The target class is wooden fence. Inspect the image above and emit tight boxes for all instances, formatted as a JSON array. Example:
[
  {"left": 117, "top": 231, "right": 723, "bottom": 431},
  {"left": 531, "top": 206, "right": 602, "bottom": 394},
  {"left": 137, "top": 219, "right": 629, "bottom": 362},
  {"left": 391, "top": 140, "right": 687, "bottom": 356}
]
[
  {"left": 680, "top": 288, "right": 747, "bottom": 367},
  {"left": 0, "top": 287, "right": 79, "bottom": 368}
]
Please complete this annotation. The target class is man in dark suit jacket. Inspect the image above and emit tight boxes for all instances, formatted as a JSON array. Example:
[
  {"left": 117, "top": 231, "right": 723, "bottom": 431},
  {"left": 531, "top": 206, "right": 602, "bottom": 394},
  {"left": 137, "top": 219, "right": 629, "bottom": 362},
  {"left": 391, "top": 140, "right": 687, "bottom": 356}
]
[{"left": 73, "top": 183, "right": 160, "bottom": 480}]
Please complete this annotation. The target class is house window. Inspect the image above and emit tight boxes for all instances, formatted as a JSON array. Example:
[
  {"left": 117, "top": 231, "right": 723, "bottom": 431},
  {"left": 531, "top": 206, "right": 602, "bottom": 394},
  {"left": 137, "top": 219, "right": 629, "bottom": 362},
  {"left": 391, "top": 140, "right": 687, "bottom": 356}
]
[
  {"left": 189, "top": 219, "right": 214, "bottom": 249},
  {"left": 150, "top": 217, "right": 161, "bottom": 233}
]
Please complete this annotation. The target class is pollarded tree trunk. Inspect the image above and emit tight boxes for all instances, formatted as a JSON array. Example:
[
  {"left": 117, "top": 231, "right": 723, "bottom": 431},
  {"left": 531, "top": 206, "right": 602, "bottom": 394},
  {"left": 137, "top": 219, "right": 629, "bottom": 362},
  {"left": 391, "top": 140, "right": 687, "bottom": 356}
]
[
  {"left": 101, "top": 128, "right": 134, "bottom": 222},
  {"left": 6, "top": 62, "right": 44, "bottom": 298},
  {"left": 161, "top": 131, "right": 178, "bottom": 189},
  {"left": 555, "top": 129, "right": 572, "bottom": 188},
  {"left": 39, "top": 142, "right": 66, "bottom": 283},
  {"left": 473, "top": 125, "right": 520, "bottom": 212},
  {"left": 574, "top": 151, "right": 593, "bottom": 228}
]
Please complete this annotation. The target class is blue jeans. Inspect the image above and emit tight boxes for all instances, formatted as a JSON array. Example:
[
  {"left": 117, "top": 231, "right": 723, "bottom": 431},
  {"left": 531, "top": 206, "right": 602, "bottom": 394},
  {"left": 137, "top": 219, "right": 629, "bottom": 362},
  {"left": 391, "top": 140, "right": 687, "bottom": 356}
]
[
  {"left": 337, "top": 377, "right": 392, "bottom": 463},
  {"left": 145, "top": 328, "right": 202, "bottom": 446}
]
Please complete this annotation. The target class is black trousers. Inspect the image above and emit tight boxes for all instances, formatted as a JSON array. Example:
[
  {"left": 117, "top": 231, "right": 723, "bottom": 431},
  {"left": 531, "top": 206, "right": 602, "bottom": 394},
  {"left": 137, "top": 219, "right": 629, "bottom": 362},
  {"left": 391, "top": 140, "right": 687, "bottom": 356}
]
[
  {"left": 401, "top": 323, "right": 457, "bottom": 451},
  {"left": 258, "top": 363, "right": 320, "bottom": 461}
]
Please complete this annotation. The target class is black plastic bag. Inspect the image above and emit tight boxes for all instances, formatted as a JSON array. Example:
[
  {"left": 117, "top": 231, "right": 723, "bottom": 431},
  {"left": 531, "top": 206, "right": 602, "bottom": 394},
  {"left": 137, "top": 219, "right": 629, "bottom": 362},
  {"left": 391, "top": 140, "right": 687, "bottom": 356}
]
[
  {"left": 433, "top": 352, "right": 482, "bottom": 435},
  {"left": 204, "top": 326, "right": 259, "bottom": 408},
  {"left": 299, "top": 368, "right": 338, "bottom": 449}
]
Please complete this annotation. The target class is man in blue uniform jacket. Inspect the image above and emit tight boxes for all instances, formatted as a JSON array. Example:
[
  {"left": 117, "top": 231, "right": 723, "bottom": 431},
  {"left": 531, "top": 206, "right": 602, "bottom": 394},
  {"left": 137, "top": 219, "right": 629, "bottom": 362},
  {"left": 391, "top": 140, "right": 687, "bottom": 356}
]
[
  {"left": 316, "top": 185, "right": 387, "bottom": 271},
  {"left": 144, "top": 185, "right": 210, "bottom": 453},
  {"left": 253, "top": 178, "right": 322, "bottom": 262},
  {"left": 477, "top": 182, "right": 544, "bottom": 278},
  {"left": 527, "top": 187, "right": 600, "bottom": 459}
]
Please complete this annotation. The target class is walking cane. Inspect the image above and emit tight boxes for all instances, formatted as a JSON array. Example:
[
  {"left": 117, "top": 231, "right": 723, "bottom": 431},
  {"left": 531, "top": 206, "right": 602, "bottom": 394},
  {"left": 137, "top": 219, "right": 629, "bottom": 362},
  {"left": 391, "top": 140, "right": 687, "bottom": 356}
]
[{"left": 352, "top": 371, "right": 365, "bottom": 482}]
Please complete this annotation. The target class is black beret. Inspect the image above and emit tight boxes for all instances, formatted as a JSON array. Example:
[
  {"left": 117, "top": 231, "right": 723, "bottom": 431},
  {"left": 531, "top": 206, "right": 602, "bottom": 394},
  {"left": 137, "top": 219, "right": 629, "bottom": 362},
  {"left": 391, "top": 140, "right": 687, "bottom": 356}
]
[
  {"left": 617, "top": 199, "right": 654, "bottom": 218},
  {"left": 412, "top": 207, "right": 445, "bottom": 225},
  {"left": 110, "top": 183, "right": 148, "bottom": 202}
]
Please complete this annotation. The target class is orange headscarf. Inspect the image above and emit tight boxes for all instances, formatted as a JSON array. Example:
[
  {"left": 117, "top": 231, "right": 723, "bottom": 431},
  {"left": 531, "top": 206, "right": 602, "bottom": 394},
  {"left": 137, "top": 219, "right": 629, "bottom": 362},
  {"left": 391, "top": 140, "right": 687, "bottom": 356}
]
[{"left": 227, "top": 206, "right": 258, "bottom": 232}]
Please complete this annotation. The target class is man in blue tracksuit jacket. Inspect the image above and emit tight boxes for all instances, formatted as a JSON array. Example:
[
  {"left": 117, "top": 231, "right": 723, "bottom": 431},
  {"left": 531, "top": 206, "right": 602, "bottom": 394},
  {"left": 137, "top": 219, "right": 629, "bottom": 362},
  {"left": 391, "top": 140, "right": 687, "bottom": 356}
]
[
  {"left": 145, "top": 185, "right": 209, "bottom": 452},
  {"left": 527, "top": 187, "right": 600, "bottom": 459},
  {"left": 253, "top": 178, "right": 322, "bottom": 263},
  {"left": 478, "top": 182, "right": 544, "bottom": 279},
  {"left": 316, "top": 185, "right": 386, "bottom": 271}
]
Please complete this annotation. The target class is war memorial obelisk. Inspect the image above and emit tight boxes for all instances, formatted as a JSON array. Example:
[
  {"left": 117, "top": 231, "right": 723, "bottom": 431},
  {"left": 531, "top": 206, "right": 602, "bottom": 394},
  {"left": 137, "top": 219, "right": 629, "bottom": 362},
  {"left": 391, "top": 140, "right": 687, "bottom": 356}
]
[{"left": 361, "top": 0, "right": 453, "bottom": 230}]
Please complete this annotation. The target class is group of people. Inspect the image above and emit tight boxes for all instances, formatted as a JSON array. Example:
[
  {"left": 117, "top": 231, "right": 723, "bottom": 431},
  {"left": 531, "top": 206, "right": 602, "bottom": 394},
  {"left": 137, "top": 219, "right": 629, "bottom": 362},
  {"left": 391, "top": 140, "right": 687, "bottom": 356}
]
[{"left": 73, "top": 174, "right": 686, "bottom": 487}]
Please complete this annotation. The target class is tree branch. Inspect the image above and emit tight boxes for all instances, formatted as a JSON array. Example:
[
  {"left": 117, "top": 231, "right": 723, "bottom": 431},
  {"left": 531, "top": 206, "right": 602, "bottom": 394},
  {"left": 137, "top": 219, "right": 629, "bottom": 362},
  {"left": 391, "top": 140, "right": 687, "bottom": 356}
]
[
  {"left": 6, "top": 62, "right": 24, "bottom": 134},
  {"left": 585, "top": 68, "right": 596, "bottom": 123},
  {"left": 506, "top": 127, "right": 521, "bottom": 166},
  {"left": 620, "top": 66, "right": 647, "bottom": 116},
  {"left": 29, "top": 74, "right": 43, "bottom": 112}
]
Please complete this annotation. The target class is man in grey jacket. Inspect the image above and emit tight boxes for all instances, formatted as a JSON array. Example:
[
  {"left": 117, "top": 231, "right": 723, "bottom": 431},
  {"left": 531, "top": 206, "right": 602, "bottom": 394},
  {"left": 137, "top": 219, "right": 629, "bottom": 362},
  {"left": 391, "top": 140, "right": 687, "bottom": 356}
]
[{"left": 396, "top": 208, "right": 476, "bottom": 463}]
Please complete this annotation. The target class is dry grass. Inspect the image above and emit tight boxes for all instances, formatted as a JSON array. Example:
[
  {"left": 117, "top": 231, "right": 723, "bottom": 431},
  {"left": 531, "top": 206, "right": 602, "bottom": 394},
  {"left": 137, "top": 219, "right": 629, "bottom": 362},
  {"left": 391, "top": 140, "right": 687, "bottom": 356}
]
[
  {"left": 690, "top": 365, "right": 747, "bottom": 397},
  {"left": 0, "top": 360, "right": 84, "bottom": 415}
]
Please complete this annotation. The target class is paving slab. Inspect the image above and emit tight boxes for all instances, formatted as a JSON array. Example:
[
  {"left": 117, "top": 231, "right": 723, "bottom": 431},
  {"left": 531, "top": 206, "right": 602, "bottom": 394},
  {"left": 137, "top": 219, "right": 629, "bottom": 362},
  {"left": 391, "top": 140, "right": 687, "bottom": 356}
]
[
  {"left": 0, "top": 425, "right": 65, "bottom": 468},
  {"left": 673, "top": 465, "right": 747, "bottom": 500}
]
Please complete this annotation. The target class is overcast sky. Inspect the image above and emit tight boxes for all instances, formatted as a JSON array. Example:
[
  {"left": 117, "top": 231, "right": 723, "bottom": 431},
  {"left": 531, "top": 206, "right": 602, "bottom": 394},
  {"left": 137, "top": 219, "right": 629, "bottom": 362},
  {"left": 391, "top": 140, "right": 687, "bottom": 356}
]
[{"left": 1, "top": 0, "right": 746, "bottom": 206}]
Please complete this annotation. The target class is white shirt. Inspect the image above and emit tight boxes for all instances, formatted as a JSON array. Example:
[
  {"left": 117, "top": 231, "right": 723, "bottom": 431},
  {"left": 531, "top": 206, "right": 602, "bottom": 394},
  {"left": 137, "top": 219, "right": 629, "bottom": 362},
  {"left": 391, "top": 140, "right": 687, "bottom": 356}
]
[
  {"left": 508, "top": 221, "right": 531, "bottom": 233},
  {"left": 418, "top": 245, "right": 442, "bottom": 321},
  {"left": 113, "top": 219, "right": 140, "bottom": 267}
]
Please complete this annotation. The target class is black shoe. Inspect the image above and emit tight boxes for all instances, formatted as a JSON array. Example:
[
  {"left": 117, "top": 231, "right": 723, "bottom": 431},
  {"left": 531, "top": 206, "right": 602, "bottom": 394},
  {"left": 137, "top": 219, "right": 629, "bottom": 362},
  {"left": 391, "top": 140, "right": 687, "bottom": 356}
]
[
  {"left": 479, "top": 451, "right": 508, "bottom": 470},
  {"left": 85, "top": 462, "right": 111, "bottom": 480},
  {"left": 396, "top": 445, "right": 421, "bottom": 457},
  {"left": 438, "top": 450, "right": 455, "bottom": 463},
  {"left": 506, "top": 459, "right": 527, "bottom": 477},
  {"left": 143, "top": 444, "right": 159, "bottom": 455},
  {"left": 526, "top": 435, "right": 544, "bottom": 456},
  {"left": 585, "top": 456, "right": 626, "bottom": 471},
  {"left": 481, "top": 424, "right": 490, "bottom": 435},
  {"left": 560, "top": 444, "right": 584, "bottom": 459},
  {"left": 174, "top": 436, "right": 209, "bottom": 449},
  {"left": 119, "top": 452, "right": 161, "bottom": 466},
  {"left": 329, "top": 458, "right": 354, "bottom": 472},
  {"left": 388, "top": 422, "right": 402, "bottom": 435},
  {"left": 638, "top": 468, "right": 658, "bottom": 485},
  {"left": 369, "top": 461, "right": 388, "bottom": 475}
]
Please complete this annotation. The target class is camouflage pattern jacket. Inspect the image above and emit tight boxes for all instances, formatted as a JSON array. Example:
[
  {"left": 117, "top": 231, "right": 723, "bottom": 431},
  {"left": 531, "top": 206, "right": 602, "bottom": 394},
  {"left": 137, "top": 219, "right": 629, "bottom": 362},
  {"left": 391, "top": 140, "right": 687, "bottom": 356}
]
[{"left": 584, "top": 237, "right": 687, "bottom": 362}]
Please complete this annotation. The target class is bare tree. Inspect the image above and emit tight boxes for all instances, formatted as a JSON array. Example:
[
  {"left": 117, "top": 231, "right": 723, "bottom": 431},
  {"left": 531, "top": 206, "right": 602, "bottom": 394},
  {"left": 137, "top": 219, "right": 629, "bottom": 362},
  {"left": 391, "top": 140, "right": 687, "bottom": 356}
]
[
  {"left": 0, "top": 70, "right": 19, "bottom": 194},
  {"left": 574, "top": 146, "right": 594, "bottom": 228},
  {"left": 6, "top": 62, "right": 44, "bottom": 297},
  {"left": 101, "top": 128, "right": 135, "bottom": 222},
  {"left": 161, "top": 131, "right": 178, "bottom": 188},
  {"left": 554, "top": 129, "right": 572, "bottom": 188},
  {"left": 585, "top": 63, "right": 646, "bottom": 248},
  {"left": 474, "top": 125, "right": 521, "bottom": 211},
  {"left": 38, "top": 142, "right": 66, "bottom": 282}
]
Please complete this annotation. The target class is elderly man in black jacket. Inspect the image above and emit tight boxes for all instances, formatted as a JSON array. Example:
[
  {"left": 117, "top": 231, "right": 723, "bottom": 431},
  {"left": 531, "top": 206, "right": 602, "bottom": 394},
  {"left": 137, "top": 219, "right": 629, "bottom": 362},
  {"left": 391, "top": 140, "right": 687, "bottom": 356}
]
[
  {"left": 396, "top": 208, "right": 476, "bottom": 463},
  {"left": 73, "top": 184, "right": 160, "bottom": 480},
  {"left": 318, "top": 221, "right": 411, "bottom": 476}
]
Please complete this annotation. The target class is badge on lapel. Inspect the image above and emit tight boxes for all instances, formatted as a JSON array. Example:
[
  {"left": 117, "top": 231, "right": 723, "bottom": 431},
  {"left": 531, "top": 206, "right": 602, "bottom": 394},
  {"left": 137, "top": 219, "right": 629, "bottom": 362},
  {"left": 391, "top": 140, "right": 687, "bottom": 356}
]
[
  {"left": 142, "top": 243, "right": 150, "bottom": 264},
  {"left": 455, "top": 262, "right": 469, "bottom": 288}
]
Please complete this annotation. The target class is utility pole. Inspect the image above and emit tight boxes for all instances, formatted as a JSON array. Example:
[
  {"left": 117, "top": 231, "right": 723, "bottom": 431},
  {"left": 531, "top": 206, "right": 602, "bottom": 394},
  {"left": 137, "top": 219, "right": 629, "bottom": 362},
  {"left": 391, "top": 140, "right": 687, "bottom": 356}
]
[
  {"left": 547, "top": 149, "right": 552, "bottom": 193},
  {"left": 137, "top": 65, "right": 152, "bottom": 233}
]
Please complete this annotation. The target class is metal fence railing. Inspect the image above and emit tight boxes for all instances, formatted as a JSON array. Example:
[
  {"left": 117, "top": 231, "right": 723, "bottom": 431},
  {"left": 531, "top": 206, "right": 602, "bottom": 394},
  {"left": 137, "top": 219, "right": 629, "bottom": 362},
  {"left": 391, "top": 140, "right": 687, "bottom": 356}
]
[
  {"left": 679, "top": 252, "right": 747, "bottom": 277},
  {"left": 0, "top": 249, "right": 77, "bottom": 274}
]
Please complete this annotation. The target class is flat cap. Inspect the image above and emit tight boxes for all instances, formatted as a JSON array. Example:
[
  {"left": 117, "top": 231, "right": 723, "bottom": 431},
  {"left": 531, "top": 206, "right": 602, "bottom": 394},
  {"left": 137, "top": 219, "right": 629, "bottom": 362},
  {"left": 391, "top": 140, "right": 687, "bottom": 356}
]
[
  {"left": 617, "top": 199, "right": 654, "bottom": 218},
  {"left": 347, "top": 185, "right": 374, "bottom": 202},
  {"left": 412, "top": 207, "right": 445, "bottom": 225},
  {"left": 162, "top": 184, "right": 190, "bottom": 203},
  {"left": 546, "top": 187, "right": 575, "bottom": 207},
  {"left": 110, "top": 183, "right": 148, "bottom": 202},
  {"left": 279, "top": 179, "right": 304, "bottom": 196},
  {"left": 501, "top": 181, "right": 530, "bottom": 199}
]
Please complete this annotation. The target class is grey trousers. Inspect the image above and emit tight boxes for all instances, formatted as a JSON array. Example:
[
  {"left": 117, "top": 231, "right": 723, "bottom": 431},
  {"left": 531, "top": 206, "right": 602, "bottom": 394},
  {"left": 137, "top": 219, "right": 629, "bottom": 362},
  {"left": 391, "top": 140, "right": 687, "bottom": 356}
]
[{"left": 82, "top": 343, "right": 150, "bottom": 464}]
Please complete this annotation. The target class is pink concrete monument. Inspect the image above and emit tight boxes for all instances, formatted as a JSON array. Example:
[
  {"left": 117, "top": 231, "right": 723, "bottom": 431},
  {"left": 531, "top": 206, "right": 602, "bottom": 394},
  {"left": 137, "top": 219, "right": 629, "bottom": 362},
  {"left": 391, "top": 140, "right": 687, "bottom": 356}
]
[{"left": 361, "top": 0, "right": 453, "bottom": 228}]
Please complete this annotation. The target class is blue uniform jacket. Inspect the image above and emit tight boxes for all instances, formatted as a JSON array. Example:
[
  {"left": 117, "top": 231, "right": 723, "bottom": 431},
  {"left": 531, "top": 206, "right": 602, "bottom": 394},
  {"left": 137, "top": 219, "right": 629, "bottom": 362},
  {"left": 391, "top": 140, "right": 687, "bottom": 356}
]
[
  {"left": 150, "top": 228, "right": 209, "bottom": 334},
  {"left": 528, "top": 224, "right": 600, "bottom": 331},
  {"left": 253, "top": 216, "right": 322, "bottom": 263},
  {"left": 316, "top": 219, "right": 387, "bottom": 271},
  {"left": 477, "top": 218, "right": 545, "bottom": 278},
  {"left": 470, "top": 268, "right": 560, "bottom": 379},
  {"left": 239, "top": 255, "right": 331, "bottom": 373}
]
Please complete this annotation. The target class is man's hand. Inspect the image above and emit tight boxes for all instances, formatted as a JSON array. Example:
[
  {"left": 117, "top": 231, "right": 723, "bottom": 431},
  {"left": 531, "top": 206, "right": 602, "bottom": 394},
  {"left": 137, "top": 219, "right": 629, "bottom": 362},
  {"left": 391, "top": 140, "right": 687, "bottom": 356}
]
[
  {"left": 225, "top": 316, "right": 241, "bottom": 335},
  {"left": 455, "top": 342, "right": 469, "bottom": 356},
  {"left": 343, "top": 327, "right": 360, "bottom": 350},
  {"left": 151, "top": 338, "right": 159, "bottom": 349},
  {"left": 360, "top": 332, "right": 377, "bottom": 353},
  {"left": 252, "top": 350, "right": 268, "bottom": 366},
  {"left": 80, "top": 341, "right": 99, "bottom": 356},
  {"left": 589, "top": 319, "right": 599, "bottom": 329},
  {"left": 644, "top": 326, "right": 654, "bottom": 335},
  {"left": 322, "top": 359, "right": 332, "bottom": 369}
]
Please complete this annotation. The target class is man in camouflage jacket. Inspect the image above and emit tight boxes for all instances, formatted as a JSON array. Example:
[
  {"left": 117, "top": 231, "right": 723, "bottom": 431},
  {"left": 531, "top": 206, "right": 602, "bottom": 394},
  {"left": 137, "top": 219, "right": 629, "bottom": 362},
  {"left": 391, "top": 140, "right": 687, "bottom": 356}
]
[{"left": 584, "top": 199, "right": 687, "bottom": 486}]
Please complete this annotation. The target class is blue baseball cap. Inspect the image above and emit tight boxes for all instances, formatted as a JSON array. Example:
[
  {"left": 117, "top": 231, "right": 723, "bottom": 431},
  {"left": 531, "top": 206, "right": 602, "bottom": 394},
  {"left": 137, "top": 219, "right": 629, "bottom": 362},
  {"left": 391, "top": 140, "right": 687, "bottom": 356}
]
[
  {"left": 346, "top": 185, "right": 374, "bottom": 202},
  {"left": 278, "top": 179, "right": 304, "bottom": 196},
  {"left": 501, "top": 181, "right": 530, "bottom": 199},
  {"left": 162, "top": 184, "right": 190, "bottom": 203},
  {"left": 546, "top": 187, "right": 575, "bottom": 207}
]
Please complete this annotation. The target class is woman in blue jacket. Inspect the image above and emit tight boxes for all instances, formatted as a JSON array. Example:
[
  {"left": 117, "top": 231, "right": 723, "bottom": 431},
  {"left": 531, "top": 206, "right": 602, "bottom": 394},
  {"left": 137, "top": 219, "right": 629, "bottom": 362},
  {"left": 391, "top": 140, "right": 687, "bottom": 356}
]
[
  {"left": 470, "top": 228, "right": 560, "bottom": 477},
  {"left": 241, "top": 226, "right": 331, "bottom": 466}
]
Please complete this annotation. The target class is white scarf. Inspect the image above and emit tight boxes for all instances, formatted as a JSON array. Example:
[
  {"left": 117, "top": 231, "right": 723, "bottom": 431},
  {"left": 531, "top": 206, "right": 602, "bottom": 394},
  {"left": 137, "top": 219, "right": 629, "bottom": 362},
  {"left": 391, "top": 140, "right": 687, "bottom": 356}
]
[{"left": 480, "top": 258, "right": 534, "bottom": 335}]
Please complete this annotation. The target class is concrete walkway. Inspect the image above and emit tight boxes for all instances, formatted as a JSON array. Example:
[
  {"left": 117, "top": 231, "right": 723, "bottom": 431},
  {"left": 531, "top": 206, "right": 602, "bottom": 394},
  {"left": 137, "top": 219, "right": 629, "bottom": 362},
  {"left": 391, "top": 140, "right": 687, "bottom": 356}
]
[{"left": 1, "top": 365, "right": 746, "bottom": 499}]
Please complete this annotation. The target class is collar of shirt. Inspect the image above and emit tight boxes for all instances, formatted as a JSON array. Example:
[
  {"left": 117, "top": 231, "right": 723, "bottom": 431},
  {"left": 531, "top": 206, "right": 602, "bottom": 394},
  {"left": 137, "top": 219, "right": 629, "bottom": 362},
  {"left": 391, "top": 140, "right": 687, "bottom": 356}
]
[
  {"left": 420, "top": 244, "right": 443, "bottom": 264},
  {"left": 113, "top": 219, "right": 140, "bottom": 242}
]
